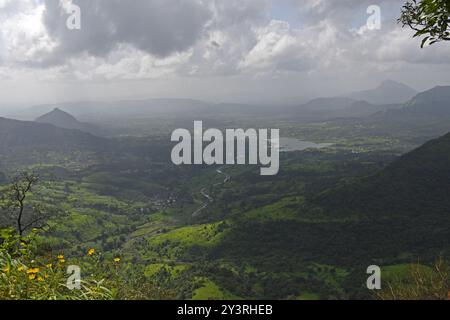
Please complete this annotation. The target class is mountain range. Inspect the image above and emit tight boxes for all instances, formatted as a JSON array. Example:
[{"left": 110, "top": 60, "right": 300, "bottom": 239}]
[
  {"left": 292, "top": 83, "right": 450, "bottom": 122},
  {"left": 7, "top": 80, "right": 418, "bottom": 121},
  {"left": 286, "top": 80, "right": 418, "bottom": 120},
  {"left": 2, "top": 83, "right": 450, "bottom": 158},
  {"left": 3, "top": 82, "right": 450, "bottom": 138}
]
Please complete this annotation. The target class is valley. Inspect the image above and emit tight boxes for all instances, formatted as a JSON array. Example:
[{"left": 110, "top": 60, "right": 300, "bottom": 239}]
[
  {"left": 2, "top": 0, "right": 450, "bottom": 303},
  {"left": 0, "top": 84, "right": 449, "bottom": 300}
]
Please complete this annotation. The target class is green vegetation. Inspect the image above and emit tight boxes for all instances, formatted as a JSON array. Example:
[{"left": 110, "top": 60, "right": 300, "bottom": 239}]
[
  {"left": 192, "top": 279, "right": 239, "bottom": 300},
  {"left": 0, "top": 228, "right": 112, "bottom": 300},
  {"left": 400, "top": 0, "right": 450, "bottom": 47},
  {"left": 377, "top": 259, "right": 449, "bottom": 300},
  {"left": 0, "top": 103, "right": 449, "bottom": 300}
]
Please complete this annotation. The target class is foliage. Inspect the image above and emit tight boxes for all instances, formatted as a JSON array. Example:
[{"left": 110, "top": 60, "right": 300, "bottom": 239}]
[
  {"left": 0, "top": 228, "right": 176, "bottom": 300},
  {"left": 377, "top": 258, "right": 450, "bottom": 300},
  {"left": 0, "top": 229, "right": 112, "bottom": 300},
  {"left": 399, "top": 0, "right": 450, "bottom": 47},
  {"left": 1, "top": 112, "right": 449, "bottom": 300}
]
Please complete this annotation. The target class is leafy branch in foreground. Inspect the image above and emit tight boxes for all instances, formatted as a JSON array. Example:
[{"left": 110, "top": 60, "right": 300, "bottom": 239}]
[{"left": 399, "top": 0, "right": 450, "bottom": 47}]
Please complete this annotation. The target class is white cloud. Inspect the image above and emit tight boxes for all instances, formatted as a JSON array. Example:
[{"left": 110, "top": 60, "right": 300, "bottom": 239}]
[
  {"left": 1, "top": 0, "right": 450, "bottom": 104},
  {"left": 0, "top": 1, "right": 55, "bottom": 64}
]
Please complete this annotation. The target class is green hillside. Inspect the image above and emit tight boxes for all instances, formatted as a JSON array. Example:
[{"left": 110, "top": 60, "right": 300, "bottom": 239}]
[{"left": 317, "top": 132, "right": 450, "bottom": 218}]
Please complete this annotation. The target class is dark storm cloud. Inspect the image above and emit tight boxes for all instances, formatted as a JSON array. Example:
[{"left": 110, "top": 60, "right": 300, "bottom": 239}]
[
  {"left": 2, "top": 0, "right": 450, "bottom": 106},
  {"left": 42, "top": 0, "right": 211, "bottom": 64}
]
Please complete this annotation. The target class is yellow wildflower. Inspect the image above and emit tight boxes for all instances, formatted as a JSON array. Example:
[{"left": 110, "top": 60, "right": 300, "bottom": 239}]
[
  {"left": 28, "top": 274, "right": 36, "bottom": 280},
  {"left": 114, "top": 257, "right": 121, "bottom": 263},
  {"left": 57, "top": 254, "right": 65, "bottom": 263},
  {"left": 88, "top": 249, "right": 95, "bottom": 256},
  {"left": 37, "top": 276, "right": 44, "bottom": 282},
  {"left": 17, "top": 266, "right": 25, "bottom": 272},
  {"left": 46, "top": 263, "right": 53, "bottom": 268},
  {"left": 27, "top": 268, "right": 40, "bottom": 274}
]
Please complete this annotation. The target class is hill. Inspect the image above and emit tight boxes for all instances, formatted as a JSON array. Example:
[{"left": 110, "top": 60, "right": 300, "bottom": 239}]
[
  {"left": 400, "top": 85, "right": 450, "bottom": 117},
  {"left": 306, "top": 132, "right": 450, "bottom": 263},
  {"left": 0, "top": 117, "right": 109, "bottom": 170},
  {"left": 213, "top": 133, "right": 450, "bottom": 283},
  {"left": 0, "top": 117, "right": 106, "bottom": 149},
  {"left": 35, "top": 108, "right": 102, "bottom": 135},
  {"left": 317, "top": 132, "right": 450, "bottom": 218},
  {"left": 372, "top": 86, "right": 450, "bottom": 137}
]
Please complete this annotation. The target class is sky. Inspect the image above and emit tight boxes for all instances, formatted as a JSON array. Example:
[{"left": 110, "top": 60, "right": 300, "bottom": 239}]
[{"left": 1, "top": 0, "right": 450, "bottom": 107}]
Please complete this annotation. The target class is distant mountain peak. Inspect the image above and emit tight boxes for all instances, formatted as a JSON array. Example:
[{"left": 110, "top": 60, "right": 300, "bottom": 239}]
[
  {"left": 379, "top": 79, "right": 400, "bottom": 85},
  {"left": 376, "top": 79, "right": 415, "bottom": 91},
  {"left": 39, "top": 107, "right": 75, "bottom": 119},
  {"left": 348, "top": 80, "right": 417, "bottom": 105},
  {"left": 35, "top": 108, "right": 101, "bottom": 135},
  {"left": 35, "top": 108, "right": 79, "bottom": 126}
]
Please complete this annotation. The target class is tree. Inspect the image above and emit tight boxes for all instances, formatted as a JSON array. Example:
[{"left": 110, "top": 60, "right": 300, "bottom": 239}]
[
  {"left": 399, "top": 0, "right": 450, "bottom": 47},
  {"left": 1, "top": 173, "right": 48, "bottom": 238}
]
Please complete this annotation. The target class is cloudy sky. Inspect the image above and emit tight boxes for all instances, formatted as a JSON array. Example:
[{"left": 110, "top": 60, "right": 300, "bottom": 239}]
[{"left": 1, "top": 0, "right": 450, "bottom": 107}]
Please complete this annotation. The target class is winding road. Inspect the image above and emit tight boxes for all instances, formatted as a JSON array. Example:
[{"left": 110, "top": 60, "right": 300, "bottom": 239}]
[{"left": 192, "top": 168, "right": 231, "bottom": 217}]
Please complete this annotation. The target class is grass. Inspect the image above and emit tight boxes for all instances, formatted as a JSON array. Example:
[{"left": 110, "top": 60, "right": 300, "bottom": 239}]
[
  {"left": 192, "top": 279, "right": 240, "bottom": 300},
  {"left": 147, "top": 223, "right": 227, "bottom": 247},
  {"left": 144, "top": 263, "right": 189, "bottom": 278},
  {"left": 240, "top": 196, "right": 338, "bottom": 222},
  {"left": 297, "top": 292, "right": 320, "bottom": 300},
  {"left": 241, "top": 197, "right": 310, "bottom": 222},
  {"left": 382, "top": 264, "right": 433, "bottom": 282}
]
